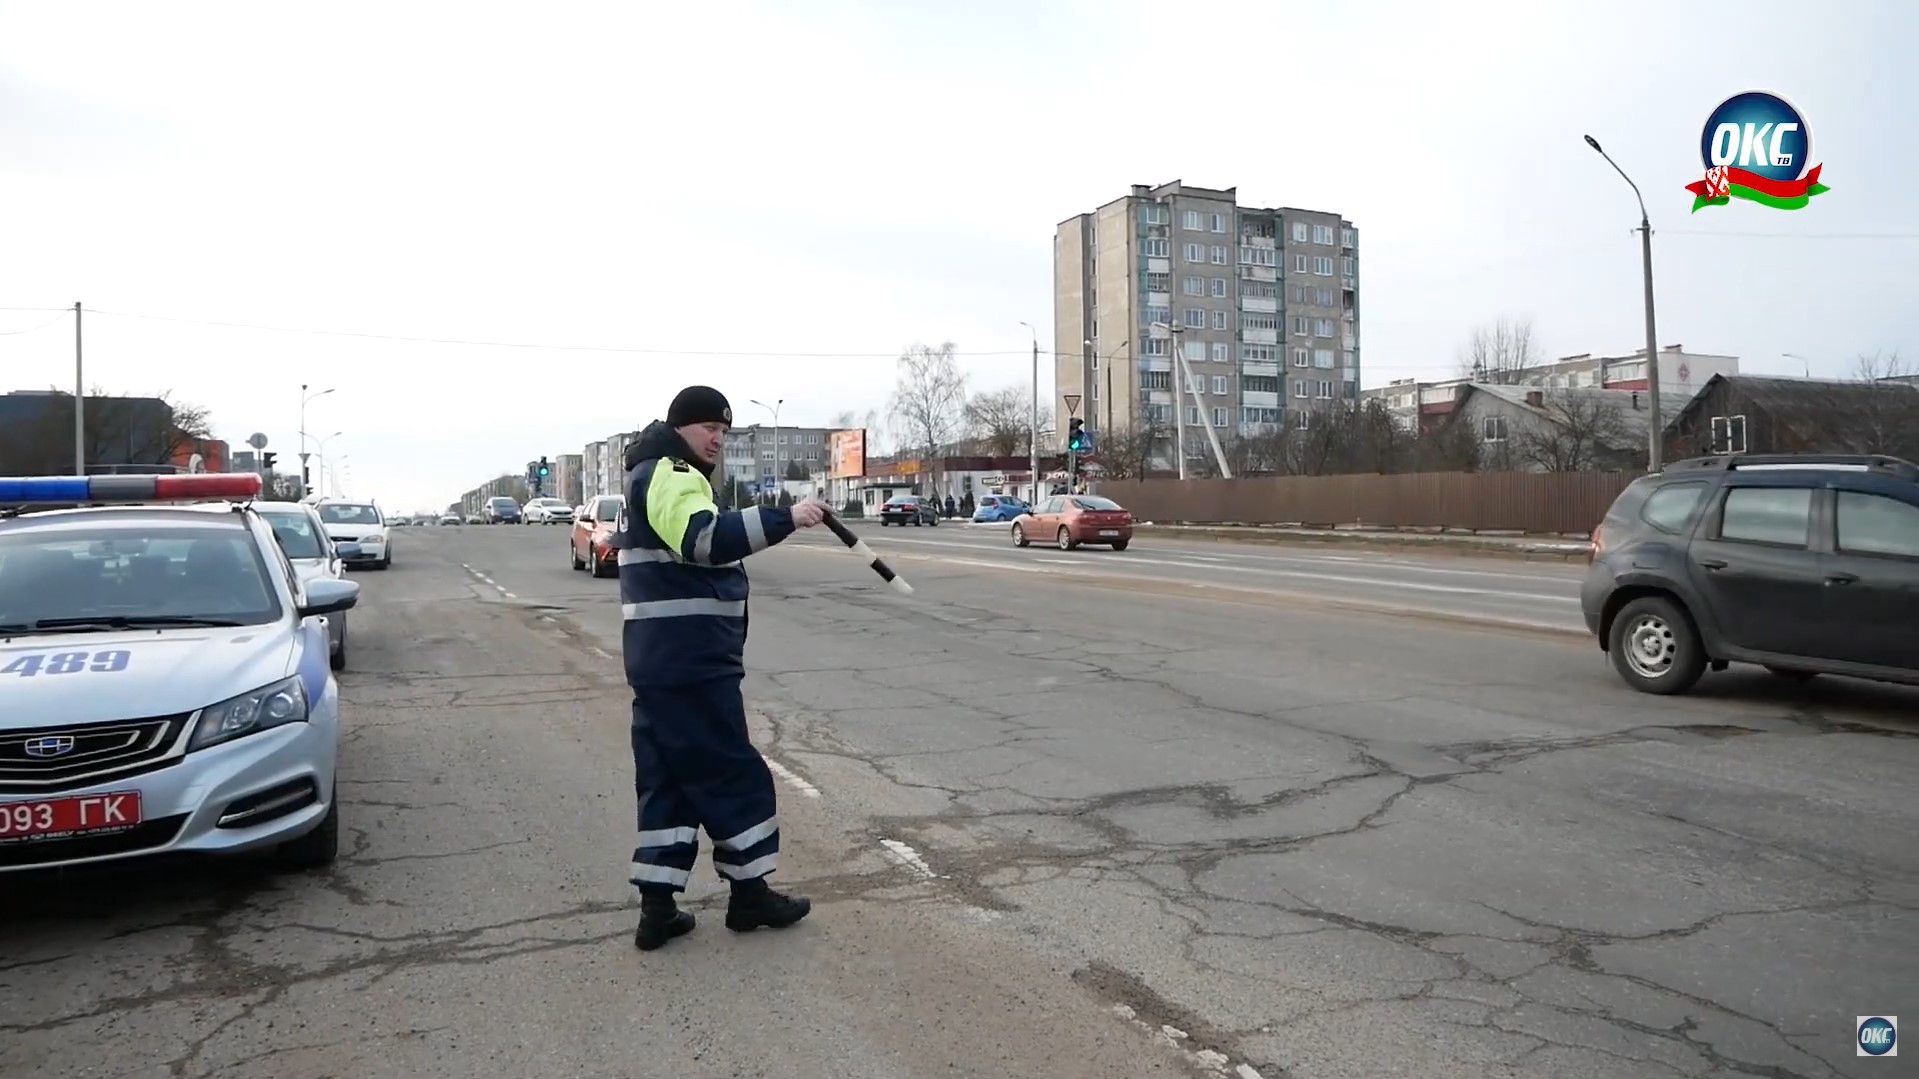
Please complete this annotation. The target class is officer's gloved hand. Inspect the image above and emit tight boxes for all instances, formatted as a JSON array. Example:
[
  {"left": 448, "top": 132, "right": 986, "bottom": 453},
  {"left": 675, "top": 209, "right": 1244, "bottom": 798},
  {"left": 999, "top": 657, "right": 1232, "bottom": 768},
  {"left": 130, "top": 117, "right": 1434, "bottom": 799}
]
[{"left": 789, "top": 497, "right": 830, "bottom": 528}]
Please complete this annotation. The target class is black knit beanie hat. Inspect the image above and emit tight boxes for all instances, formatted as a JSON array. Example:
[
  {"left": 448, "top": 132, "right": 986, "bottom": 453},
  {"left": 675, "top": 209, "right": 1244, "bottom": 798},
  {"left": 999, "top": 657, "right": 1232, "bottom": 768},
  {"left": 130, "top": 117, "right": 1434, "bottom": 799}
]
[{"left": 666, "top": 385, "right": 732, "bottom": 428}]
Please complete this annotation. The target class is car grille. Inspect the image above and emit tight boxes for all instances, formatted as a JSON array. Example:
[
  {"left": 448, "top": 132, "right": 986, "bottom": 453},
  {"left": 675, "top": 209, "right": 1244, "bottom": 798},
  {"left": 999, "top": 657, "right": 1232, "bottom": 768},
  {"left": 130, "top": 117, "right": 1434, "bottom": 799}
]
[
  {"left": 0, "top": 813, "right": 190, "bottom": 868},
  {"left": 0, "top": 715, "right": 188, "bottom": 795}
]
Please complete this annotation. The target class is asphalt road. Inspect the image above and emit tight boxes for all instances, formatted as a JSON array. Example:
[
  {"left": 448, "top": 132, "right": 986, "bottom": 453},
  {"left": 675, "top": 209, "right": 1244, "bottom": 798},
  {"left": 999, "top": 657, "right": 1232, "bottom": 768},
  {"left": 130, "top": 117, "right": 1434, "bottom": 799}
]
[{"left": 4, "top": 521, "right": 1914, "bottom": 1079}]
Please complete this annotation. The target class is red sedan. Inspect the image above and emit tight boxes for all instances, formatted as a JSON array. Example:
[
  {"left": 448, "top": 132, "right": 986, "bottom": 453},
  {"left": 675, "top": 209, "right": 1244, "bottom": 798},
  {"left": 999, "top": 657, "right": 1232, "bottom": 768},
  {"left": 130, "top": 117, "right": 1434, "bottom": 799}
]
[{"left": 1010, "top": 494, "right": 1133, "bottom": 551}]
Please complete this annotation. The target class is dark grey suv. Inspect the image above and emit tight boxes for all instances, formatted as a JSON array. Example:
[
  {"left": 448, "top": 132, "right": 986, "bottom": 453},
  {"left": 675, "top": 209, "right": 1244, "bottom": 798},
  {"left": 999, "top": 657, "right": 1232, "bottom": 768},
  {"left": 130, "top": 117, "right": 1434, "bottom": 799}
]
[{"left": 1581, "top": 453, "right": 1919, "bottom": 695}]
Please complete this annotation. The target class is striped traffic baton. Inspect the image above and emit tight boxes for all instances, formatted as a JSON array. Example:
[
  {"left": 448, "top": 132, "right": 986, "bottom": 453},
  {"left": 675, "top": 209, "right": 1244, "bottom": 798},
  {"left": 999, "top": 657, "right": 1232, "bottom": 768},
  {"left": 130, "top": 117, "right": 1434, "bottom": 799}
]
[{"left": 820, "top": 511, "right": 914, "bottom": 595}]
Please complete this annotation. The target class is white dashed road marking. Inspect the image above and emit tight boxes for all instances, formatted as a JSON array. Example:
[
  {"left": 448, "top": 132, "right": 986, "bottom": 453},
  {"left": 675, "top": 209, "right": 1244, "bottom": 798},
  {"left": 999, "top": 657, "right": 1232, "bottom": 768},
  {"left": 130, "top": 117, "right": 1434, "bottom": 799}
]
[
  {"left": 878, "top": 838, "right": 936, "bottom": 878},
  {"left": 766, "top": 759, "right": 822, "bottom": 798}
]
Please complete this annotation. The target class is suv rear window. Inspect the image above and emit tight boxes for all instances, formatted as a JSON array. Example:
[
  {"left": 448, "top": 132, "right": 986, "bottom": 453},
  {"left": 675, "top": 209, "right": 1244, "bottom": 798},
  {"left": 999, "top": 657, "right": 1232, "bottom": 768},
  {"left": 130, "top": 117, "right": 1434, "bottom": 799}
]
[
  {"left": 1640, "top": 482, "right": 1708, "bottom": 534},
  {"left": 1837, "top": 492, "right": 1919, "bottom": 558},
  {"left": 1719, "top": 487, "right": 1813, "bottom": 547}
]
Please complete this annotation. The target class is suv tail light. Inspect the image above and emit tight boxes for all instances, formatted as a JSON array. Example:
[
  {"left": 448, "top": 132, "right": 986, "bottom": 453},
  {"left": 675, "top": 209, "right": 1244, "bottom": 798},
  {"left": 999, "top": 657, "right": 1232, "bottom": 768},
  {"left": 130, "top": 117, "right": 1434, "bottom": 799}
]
[{"left": 1587, "top": 524, "right": 1604, "bottom": 563}]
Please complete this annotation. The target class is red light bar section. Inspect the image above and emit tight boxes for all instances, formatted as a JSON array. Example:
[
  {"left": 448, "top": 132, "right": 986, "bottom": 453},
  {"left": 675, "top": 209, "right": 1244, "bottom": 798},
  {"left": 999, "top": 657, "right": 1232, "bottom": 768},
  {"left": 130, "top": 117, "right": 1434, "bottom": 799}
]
[{"left": 152, "top": 473, "right": 263, "bottom": 500}]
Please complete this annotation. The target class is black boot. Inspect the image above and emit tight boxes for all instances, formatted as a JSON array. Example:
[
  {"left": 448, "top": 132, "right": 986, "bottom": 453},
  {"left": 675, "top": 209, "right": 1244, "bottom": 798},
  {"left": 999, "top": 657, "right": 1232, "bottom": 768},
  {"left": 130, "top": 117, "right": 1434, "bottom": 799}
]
[
  {"left": 634, "top": 890, "right": 696, "bottom": 951},
  {"left": 724, "top": 877, "right": 812, "bottom": 932}
]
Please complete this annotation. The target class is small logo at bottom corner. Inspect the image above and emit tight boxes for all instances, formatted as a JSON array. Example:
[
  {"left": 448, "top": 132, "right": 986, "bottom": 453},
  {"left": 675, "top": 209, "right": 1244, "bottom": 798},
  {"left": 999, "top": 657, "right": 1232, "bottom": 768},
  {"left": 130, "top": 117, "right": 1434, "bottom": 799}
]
[{"left": 1858, "top": 1016, "right": 1897, "bottom": 1056}]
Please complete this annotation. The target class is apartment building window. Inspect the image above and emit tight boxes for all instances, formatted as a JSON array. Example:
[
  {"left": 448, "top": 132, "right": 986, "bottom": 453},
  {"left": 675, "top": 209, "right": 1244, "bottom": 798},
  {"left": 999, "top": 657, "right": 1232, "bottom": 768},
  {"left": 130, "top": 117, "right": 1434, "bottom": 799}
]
[
  {"left": 1292, "top": 316, "right": 1309, "bottom": 335},
  {"left": 1294, "top": 254, "right": 1309, "bottom": 273},
  {"left": 1319, "top": 286, "right": 1336, "bottom": 305},
  {"left": 1315, "top": 349, "right": 1334, "bottom": 368},
  {"left": 1292, "top": 221, "right": 1309, "bottom": 242},
  {"left": 1140, "top": 204, "right": 1168, "bottom": 225},
  {"left": 1143, "top": 370, "right": 1171, "bottom": 390},
  {"left": 1145, "top": 272, "right": 1169, "bottom": 292},
  {"left": 1243, "top": 344, "right": 1277, "bottom": 363},
  {"left": 1183, "top": 209, "right": 1203, "bottom": 230},
  {"left": 1245, "top": 282, "right": 1277, "bottom": 299},
  {"left": 761, "top": 450, "right": 775, "bottom": 460},
  {"left": 1313, "top": 256, "right": 1335, "bottom": 275},
  {"left": 1205, "top": 407, "right": 1223, "bottom": 427},
  {"left": 1239, "top": 246, "right": 1277, "bottom": 266},
  {"left": 1184, "top": 242, "right": 1203, "bottom": 262},
  {"left": 1293, "top": 380, "right": 1310, "bottom": 397},
  {"left": 1187, "top": 406, "right": 1202, "bottom": 425},
  {"left": 1212, "top": 310, "right": 1228, "bottom": 330},
  {"left": 1211, "top": 375, "right": 1228, "bottom": 395},
  {"left": 1314, "top": 318, "right": 1336, "bottom": 337},
  {"left": 1183, "top": 339, "right": 1206, "bottom": 362},
  {"left": 1211, "top": 342, "right": 1229, "bottom": 362},
  {"left": 1312, "top": 224, "right": 1335, "bottom": 245},
  {"left": 1483, "top": 417, "right": 1508, "bottom": 443},
  {"left": 1147, "top": 403, "right": 1171, "bottom": 423},
  {"left": 1182, "top": 307, "right": 1206, "bottom": 328},
  {"left": 1343, "top": 349, "right": 1357, "bottom": 368},
  {"left": 1344, "top": 380, "right": 1358, "bottom": 400},
  {"left": 1213, "top": 213, "right": 1227, "bottom": 232},
  {"left": 1145, "top": 306, "right": 1170, "bottom": 325},
  {"left": 1091, "top": 381, "right": 1099, "bottom": 400},
  {"left": 1243, "top": 375, "right": 1280, "bottom": 394},
  {"left": 1242, "top": 313, "right": 1278, "bottom": 332},
  {"left": 1143, "top": 338, "right": 1170, "bottom": 356},
  {"left": 1710, "top": 415, "right": 1748, "bottom": 454},
  {"left": 1341, "top": 227, "right": 1356, "bottom": 248},
  {"left": 1183, "top": 276, "right": 1206, "bottom": 296},
  {"left": 1207, "top": 245, "right": 1224, "bottom": 264},
  {"left": 1143, "top": 237, "right": 1168, "bottom": 257},
  {"left": 1294, "top": 410, "right": 1313, "bottom": 430},
  {"left": 1317, "top": 380, "right": 1335, "bottom": 399},
  {"left": 1211, "top": 277, "right": 1227, "bottom": 297},
  {"left": 1292, "top": 347, "right": 1310, "bottom": 367},
  {"left": 1342, "top": 256, "right": 1357, "bottom": 276}
]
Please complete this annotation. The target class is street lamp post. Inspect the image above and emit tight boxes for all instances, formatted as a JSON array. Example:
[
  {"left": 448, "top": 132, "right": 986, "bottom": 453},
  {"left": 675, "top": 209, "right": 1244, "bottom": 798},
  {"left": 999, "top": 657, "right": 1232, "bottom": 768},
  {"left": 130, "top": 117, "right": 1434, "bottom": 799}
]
[
  {"left": 1104, "top": 338, "right": 1129, "bottom": 450},
  {"left": 1018, "top": 320, "right": 1039, "bottom": 502},
  {"left": 299, "top": 384, "right": 336, "bottom": 495},
  {"left": 1584, "top": 134, "right": 1664, "bottom": 472},
  {"left": 314, "top": 431, "right": 342, "bottom": 496},
  {"left": 749, "top": 397, "right": 783, "bottom": 505}
]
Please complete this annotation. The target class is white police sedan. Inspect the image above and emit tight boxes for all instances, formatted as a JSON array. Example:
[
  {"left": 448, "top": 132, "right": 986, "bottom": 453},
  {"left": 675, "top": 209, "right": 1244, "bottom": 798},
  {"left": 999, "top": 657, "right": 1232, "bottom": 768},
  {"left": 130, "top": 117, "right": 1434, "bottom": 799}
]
[{"left": 0, "top": 472, "right": 358, "bottom": 876}]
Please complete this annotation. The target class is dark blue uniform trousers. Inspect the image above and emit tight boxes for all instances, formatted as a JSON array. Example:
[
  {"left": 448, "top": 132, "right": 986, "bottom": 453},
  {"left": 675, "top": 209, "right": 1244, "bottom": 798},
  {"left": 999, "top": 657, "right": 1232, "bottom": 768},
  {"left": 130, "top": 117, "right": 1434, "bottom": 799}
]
[{"left": 628, "top": 674, "right": 781, "bottom": 892}]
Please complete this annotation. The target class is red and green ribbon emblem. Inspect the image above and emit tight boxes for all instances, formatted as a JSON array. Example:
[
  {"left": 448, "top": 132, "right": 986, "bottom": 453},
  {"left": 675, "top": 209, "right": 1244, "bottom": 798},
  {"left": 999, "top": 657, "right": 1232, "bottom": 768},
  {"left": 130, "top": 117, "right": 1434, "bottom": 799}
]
[{"left": 1685, "top": 163, "right": 1829, "bottom": 212}]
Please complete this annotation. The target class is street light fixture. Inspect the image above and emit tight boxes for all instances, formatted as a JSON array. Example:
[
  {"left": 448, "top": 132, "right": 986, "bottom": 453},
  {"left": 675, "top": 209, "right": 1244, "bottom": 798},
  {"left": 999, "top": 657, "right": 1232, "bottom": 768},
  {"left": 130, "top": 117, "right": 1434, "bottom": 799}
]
[
  {"left": 314, "top": 430, "right": 343, "bottom": 496},
  {"left": 1584, "top": 134, "right": 1664, "bottom": 471},
  {"left": 749, "top": 398, "right": 783, "bottom": 504}
]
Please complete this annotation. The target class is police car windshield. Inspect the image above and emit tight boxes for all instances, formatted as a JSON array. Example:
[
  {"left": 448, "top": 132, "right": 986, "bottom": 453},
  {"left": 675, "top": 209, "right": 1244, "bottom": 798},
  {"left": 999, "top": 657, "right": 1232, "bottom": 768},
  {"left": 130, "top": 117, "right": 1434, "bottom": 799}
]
[
  {"left": 317, "top": 503, "right": 381, "bottom": 525},
  {"left": 0, "top": 524, "right": 282, "bottom": 633},
  {"left": 258, "top": 510, "right": 326, "bottom": 559}
]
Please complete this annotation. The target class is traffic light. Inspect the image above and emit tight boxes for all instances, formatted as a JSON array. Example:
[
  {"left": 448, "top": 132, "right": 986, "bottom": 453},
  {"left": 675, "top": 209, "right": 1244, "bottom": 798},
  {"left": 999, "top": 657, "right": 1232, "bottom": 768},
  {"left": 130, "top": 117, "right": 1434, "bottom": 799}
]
[
  {"left": 537, "top": 457, "right": 550, "bottom": 478},
  {"left": 261, "top": 452, "right": 277, "bottom": 471},
  {"left": 1067, "top": 418, "right": 1086, "bottom": 453}
]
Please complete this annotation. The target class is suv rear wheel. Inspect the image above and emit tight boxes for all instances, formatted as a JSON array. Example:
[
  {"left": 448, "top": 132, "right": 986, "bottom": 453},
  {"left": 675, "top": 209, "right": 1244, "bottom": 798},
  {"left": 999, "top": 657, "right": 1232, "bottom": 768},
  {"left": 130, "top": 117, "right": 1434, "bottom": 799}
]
[{"left": 1608, "top": 596, "right": 1707, "bottom": 695}]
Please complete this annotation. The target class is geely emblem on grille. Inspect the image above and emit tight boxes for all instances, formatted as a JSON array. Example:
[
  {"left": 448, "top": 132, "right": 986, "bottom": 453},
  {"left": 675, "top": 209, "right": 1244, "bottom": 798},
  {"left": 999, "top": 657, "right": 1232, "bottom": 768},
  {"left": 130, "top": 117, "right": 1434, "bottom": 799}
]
[{"left": 23, "top": 735, "right": 78, "bottom": 758}]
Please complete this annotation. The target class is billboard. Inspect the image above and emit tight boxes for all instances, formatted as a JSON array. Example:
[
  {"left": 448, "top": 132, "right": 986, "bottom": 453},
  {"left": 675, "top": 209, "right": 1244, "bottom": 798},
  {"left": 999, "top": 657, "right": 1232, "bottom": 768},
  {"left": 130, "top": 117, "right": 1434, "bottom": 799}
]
[{"left": 828, "top": 429, "right": 866, "bottom": 479}]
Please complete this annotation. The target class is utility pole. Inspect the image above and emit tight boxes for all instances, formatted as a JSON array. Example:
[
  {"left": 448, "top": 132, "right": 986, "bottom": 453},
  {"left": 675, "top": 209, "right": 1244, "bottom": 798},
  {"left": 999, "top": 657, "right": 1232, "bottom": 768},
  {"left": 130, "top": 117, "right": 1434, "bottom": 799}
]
[
  {"left": 1170, "top": 324, "right": 1187, "bottom": 479},
  {"left": 1031, "top": 333, "right": 1040, "bottom": 500},
  {"left": 73, "top": 302, "right": 84, "bottom": 475},
  {"left": 1584, "top": 134, "right": 1664, "bottom": 471},
  {"left": 1174, "top": 336, "right": 1233, "bottom": 478}
]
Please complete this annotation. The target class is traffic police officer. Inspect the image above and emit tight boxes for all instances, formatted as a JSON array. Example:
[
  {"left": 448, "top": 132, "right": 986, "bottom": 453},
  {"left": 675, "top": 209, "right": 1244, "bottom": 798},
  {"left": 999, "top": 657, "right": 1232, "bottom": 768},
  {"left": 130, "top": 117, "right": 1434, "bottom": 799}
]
[{"left": 614, "top": 385, "right": 830, "bottom": 951}]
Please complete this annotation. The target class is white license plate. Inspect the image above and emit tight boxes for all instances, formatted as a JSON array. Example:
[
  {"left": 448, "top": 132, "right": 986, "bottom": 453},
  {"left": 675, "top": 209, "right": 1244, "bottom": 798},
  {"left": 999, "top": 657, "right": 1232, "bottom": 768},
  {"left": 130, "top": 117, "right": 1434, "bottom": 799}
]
[{"left": 1098, "top": 529, "right": 1120, "bottom": 537}]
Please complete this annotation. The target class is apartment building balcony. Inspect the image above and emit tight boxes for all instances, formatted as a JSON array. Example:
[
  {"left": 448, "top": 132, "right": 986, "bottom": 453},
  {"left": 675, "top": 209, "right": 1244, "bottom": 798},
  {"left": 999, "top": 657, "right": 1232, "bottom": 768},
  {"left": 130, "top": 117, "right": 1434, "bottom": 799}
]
[
  {"left": 1241, "top": 390, "right": 1281, "bottom": 409},
  {"left": 1242, "top": 360, "right": 1280, "bottom": 377},
  {"left": 1239, "top": 295, "right": 1278, "bottom": 314},
  {"left": 1343, "top": 334, "right": 1357, "bottom": 349},
  {"left": 1147, "top": 389, "right": 1173, "bottom": 405},
  {"left": 1147, "top": 257, "right": 1170, "bottom": 274},
  {"left": 1147, "top": 291, "right": 1170, "bottom": 307},
  {"left": 1144, "top": 357, "right": 1172, "bottom": 373},
  {"left": 1239, "top": 264, "right": 1277, "bottom": 282},
  {"left": 1241, "top": 328, "right": 1278, "bottom": 346}
]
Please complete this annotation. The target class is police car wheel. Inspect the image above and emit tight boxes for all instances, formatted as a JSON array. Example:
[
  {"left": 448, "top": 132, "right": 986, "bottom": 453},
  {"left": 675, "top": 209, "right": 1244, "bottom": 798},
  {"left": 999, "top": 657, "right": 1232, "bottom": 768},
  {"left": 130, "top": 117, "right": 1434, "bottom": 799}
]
[
  {"left": 330, "top": 632, "right": 347, "bottom": 671},
  {"left": 273, "top": 791, "right": 339, "bottom": 870}
]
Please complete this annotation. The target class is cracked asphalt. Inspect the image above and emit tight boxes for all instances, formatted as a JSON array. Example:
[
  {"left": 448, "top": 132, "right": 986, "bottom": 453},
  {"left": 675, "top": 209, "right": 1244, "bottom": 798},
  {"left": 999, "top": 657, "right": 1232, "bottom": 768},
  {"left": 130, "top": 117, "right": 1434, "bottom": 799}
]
[{"left": 4, "top": 523, "right": 1914, "bottom": 1079}]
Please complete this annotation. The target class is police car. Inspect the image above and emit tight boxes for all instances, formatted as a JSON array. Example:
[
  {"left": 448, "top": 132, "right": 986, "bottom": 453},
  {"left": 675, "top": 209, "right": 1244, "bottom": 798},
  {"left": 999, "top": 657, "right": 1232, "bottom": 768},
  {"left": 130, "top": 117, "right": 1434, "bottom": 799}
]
[{"left": 0, "top": 472, "right": 358, "bottom": 876}]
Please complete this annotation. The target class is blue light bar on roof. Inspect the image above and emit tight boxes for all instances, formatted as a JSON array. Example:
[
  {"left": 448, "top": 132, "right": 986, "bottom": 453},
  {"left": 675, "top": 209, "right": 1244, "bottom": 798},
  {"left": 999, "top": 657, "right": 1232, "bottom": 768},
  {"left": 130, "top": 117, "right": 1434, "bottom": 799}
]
[{"left": 0, "top": 473, "right": 263, "bottom": 504}]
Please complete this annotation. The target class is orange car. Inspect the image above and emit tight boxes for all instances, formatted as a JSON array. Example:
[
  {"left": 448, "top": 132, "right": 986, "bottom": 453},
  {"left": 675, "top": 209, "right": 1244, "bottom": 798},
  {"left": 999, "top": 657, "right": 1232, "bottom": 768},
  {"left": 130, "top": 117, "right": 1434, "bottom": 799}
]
[
  {"left": 1010, "top": 493, "right": 1133, "bottom": 551},
  {"left": 570, "top": 493, "right": 626, "bottom": 577}
]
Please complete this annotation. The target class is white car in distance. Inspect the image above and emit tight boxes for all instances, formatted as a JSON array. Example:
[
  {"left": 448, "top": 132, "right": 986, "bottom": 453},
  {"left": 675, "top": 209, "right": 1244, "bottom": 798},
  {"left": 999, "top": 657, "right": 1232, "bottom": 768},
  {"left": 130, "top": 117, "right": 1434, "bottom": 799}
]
[{"left": 522, "top": 498, "right": 573, "bottom": 525}]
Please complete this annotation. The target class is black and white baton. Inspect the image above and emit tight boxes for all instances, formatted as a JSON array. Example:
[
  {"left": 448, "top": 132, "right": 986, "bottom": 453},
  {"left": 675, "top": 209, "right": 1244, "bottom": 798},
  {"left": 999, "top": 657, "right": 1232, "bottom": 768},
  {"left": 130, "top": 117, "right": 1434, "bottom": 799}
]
[{"left": 820, "top": 511, "right": 914, "bottom": 595}]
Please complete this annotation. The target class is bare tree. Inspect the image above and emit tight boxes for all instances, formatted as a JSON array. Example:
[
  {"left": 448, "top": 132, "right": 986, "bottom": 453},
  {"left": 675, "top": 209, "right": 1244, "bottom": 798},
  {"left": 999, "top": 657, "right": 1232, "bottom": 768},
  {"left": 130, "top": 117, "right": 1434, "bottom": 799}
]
[
  {"left": 1512, "top": 391, "right": 1638, "bottom": 472},
  {"left": 1850, "top": 350, "right": 1919, "bottom": 457},
  {"left": 963, "top": 385, "right": 1052, "bottom": 457},
  {"left": 1095, "top": 410, "right": 1167, "bottom": 480},
  {"left": 887, "top": 342, "right": 968, "bottom": 482},
  {"left": 1460, "top": 317, "right": 1542, "bottom": 385}
]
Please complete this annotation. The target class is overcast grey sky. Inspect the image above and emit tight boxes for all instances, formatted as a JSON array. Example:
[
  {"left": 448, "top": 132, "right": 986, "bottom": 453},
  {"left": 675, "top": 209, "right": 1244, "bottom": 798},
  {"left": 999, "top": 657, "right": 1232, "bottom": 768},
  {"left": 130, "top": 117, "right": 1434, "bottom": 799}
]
[{"left": 3, "top": 0, "right": 1913, "bottom": 512}]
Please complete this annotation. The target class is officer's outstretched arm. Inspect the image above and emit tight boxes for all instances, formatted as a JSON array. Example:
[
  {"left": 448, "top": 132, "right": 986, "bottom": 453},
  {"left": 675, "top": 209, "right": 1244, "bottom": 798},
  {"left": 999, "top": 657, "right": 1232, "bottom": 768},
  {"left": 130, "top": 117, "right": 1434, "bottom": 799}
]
[{"left": 646, "top": 463, "right": 796, "bottom": 564}]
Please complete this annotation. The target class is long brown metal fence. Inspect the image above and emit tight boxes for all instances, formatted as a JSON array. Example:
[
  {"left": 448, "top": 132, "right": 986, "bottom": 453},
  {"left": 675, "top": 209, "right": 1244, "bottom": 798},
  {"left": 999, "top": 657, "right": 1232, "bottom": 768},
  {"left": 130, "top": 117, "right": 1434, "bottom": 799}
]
[{"left": 1095, "top": 470, "right": 1642, "bottom": 534}]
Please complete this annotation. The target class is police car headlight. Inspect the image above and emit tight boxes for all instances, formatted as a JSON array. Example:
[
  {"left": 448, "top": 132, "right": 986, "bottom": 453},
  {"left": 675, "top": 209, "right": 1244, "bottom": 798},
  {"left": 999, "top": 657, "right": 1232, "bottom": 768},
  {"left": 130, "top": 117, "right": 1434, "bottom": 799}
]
[{"left": 188, "top": 676, "right": 310, "bottom": 751}]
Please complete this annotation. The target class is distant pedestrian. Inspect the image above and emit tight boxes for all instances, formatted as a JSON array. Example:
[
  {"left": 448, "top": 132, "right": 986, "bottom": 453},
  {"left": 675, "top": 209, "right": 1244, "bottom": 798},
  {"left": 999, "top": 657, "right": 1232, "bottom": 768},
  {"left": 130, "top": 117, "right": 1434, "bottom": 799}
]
[{"left": 613, "top": 385, "right": 832, "bottom": 951}]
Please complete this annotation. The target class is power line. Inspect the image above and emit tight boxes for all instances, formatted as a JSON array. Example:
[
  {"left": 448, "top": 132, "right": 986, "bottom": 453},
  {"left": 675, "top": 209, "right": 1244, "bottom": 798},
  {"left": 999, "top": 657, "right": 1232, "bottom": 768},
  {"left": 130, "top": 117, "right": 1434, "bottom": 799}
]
[
  {"left": 78, "top": 308, "right": 1037, "bottom": 359},
  {"left": 0, "top": 311, "right": 71, "bottom": 335}
]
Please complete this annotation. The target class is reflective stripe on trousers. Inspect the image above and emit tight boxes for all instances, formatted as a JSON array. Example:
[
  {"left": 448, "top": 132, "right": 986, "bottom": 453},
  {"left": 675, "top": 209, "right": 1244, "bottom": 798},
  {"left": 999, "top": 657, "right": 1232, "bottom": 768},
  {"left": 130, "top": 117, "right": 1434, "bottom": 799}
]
[{"left": 622, "top": 598, "right": 746, "bottom": 620}]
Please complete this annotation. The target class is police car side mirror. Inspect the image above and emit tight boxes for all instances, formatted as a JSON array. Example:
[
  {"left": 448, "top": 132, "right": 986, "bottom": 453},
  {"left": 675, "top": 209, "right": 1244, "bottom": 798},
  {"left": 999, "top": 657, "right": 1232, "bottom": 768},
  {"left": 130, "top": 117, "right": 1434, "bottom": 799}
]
[{"left": 301, "top": 577, "right": 360, "bottom": 618}]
